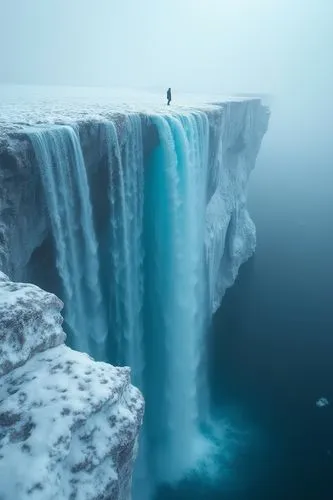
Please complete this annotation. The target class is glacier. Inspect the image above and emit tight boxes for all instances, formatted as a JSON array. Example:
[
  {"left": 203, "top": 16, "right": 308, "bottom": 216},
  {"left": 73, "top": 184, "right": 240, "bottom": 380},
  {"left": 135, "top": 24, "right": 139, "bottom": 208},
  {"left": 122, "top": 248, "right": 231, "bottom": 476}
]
[{"left": 0, "top": 87, "right": 269, "bottom": 499}]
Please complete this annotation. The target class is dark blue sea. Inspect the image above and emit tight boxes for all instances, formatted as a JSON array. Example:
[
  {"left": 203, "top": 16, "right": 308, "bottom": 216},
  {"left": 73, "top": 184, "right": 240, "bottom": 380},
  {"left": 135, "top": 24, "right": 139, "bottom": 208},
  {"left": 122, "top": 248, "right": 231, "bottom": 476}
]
[{"left": 157, "top": 97, "right": 333, "bottom": 500}]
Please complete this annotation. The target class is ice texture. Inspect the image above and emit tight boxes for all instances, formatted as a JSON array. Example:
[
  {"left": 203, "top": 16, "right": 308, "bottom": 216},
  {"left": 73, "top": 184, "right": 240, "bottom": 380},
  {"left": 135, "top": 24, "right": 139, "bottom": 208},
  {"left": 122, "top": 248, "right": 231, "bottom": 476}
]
[
  {"left": 205, "top": 100, "right": 269, "bottom": 311},
  {"left": 0, "top": 274, "right": 144, "bottom": 500},
  {"left": 0, "top": 271, "right": 64, "bottom": 376}
]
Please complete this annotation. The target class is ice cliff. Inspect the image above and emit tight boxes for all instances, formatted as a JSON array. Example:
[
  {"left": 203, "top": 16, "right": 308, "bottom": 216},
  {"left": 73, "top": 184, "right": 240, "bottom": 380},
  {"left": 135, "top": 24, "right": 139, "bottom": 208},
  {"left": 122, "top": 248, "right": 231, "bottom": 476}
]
[
  {"left": 0, "top": 88, "right": 269, "bottom": 499},
  {"left": 0, "top": 272, "right": 144, "bottom": 500}
]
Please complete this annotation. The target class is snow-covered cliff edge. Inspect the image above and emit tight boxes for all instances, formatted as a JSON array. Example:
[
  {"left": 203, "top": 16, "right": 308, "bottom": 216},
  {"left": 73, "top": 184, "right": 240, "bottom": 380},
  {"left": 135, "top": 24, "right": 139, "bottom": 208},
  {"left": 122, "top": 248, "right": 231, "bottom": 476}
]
[
  {"left": 0, "top": 96, "right": 269, "bottom": 301},
  {"left": 0, "top": 272, "right": 144, "bottom": 500}
]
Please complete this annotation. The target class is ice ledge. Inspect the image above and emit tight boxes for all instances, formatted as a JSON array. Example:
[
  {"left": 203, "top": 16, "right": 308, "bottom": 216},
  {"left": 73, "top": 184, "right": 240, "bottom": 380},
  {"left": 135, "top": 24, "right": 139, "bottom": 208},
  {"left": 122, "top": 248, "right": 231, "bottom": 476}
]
[
  {"left": 0, "top": 271, "right": 65, "bottom": 376},
  {"left": 0, "top": 274, "right": 144, "bottom": 500}
]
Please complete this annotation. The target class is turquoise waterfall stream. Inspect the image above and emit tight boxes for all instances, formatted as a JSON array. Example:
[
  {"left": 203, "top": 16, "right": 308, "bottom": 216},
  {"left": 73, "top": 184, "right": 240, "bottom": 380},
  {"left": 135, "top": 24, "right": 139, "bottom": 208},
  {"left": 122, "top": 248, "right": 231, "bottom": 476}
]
[{"left": 28, "top": 111, "right": 212, "bottom": 495}]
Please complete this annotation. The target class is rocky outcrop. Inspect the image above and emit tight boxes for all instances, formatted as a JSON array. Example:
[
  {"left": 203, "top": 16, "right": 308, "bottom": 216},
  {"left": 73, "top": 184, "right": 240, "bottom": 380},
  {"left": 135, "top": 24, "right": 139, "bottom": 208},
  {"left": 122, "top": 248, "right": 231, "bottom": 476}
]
[
  {"left": 0, "top": 271, "right": 65, "bottom": 376},
  {"left": 0, "top": 273, "right": 144, "bottom": 500},
  {"left": 0, "top": 138, "right": 48, "bottom": 280}
]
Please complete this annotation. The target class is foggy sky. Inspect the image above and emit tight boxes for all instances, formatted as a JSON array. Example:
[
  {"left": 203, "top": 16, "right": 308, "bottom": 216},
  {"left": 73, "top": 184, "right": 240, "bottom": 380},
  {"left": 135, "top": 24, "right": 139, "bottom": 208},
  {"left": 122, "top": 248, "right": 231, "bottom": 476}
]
[{"left": 0, "top": 0, "right": 332, "bottom": 96}]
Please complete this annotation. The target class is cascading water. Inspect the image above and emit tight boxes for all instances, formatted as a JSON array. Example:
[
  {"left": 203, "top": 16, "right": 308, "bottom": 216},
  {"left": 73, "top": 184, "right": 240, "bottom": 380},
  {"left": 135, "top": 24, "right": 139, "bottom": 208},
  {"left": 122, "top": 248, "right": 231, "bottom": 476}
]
[
  {"left": 29, "top": 111, "right": 212, "bottom": 497},
  {"left": 105, "top": 116, "right": 145, "bottom": 387},
  {"left": 143, "top": 113, "right": 210, "bottom": 484},
  {"left": 103, "top": 115, "right": 150, "bottom": 497},
  {"left": 29, "top": 125, "right": 107, "bottom": 355}
]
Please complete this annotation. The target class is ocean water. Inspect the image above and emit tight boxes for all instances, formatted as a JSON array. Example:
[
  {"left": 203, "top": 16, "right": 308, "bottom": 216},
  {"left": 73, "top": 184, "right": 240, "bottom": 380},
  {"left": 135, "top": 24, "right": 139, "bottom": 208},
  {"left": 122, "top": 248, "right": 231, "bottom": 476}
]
[{"left": 156, "top": 98, "right": 333, "bottom": 499}]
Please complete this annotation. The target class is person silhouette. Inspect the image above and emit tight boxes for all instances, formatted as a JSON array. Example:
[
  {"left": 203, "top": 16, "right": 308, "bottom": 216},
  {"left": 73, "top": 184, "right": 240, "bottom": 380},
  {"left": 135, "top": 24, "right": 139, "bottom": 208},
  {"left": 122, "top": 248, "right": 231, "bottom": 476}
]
[{"left": 167, "top": 88, "right": 172, "bottom": 105}]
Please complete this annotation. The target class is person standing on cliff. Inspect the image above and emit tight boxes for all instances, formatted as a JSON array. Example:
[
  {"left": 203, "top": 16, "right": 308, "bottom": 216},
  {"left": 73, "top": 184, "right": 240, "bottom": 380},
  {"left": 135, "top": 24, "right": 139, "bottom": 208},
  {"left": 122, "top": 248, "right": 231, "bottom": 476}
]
[{"left": 167, "top": 88, "right": 172, "bottom": 105}]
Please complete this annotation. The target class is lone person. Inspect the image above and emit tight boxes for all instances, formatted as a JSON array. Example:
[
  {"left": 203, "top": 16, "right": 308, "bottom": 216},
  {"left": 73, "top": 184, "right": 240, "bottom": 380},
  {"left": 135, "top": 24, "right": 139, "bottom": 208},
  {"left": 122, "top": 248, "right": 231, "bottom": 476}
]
[{"left": 167, "top": 87, "right": 172, "bottom": 106}]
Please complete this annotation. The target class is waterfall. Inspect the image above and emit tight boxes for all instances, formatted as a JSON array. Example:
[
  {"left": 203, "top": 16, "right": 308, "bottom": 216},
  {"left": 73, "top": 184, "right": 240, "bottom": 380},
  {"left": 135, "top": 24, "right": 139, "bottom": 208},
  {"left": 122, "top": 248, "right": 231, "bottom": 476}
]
[
  {"left": 29, "top": 111, "right": 211, "bottom": 495},
  {"left": 143, "top": 112, "right": 210, "bottom": 483},
  {"left": 29, "top": 125, "right": 107, "bottom": 355},
  {"left": 103, "top": 116, "right": 151, "bottom": 497},
  {"left": 104, "top": 115, "right": 145, "bottom": 387}
]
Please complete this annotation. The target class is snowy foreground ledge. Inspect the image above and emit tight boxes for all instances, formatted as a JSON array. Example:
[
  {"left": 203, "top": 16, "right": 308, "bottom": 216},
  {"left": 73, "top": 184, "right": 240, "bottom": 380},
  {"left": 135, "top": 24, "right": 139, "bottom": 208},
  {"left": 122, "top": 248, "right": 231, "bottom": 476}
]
[{"left": 0, "top": 272, "right": 144, "bottom": 500}]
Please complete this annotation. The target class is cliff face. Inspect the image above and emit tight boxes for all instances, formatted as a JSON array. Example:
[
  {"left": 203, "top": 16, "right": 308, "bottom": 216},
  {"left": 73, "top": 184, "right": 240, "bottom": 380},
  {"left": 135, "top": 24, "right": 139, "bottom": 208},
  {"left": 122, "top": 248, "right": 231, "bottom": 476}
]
[
  {"left": 205, "top": 100, "right": 269, "bottom": 312},
  {"left": 0, "top": 272, "right": 144, "bottom": 500},
  {"left": 0, "top": 98, "right": 269, "bottom": 296},
  {"left": 0, "top": 90, "right": 269, "bottom": 499}
]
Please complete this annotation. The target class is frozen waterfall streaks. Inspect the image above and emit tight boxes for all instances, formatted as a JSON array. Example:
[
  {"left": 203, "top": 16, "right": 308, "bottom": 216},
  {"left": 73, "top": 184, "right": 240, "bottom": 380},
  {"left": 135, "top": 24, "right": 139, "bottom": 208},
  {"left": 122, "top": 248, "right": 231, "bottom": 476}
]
[
  {"left": 143, "top": 112, "right": 210, "bottom": 484},
  {"left": 28, "top": 112, "right": 216, "bottom": 493},
  {"left": 26, "top": 106, "right": 256, "bottom": 497},
  {"left": 180, "top": 112, "right": 211, "bottom": 423},
  {"left": 28, "top": 125, "right": 106, "bottom": 355},
  {"left": 104, "top": 116, "right": 144, "bottom": 388},
  {"left": 103, "top": 116, "right": 149, "bottom": 499}
]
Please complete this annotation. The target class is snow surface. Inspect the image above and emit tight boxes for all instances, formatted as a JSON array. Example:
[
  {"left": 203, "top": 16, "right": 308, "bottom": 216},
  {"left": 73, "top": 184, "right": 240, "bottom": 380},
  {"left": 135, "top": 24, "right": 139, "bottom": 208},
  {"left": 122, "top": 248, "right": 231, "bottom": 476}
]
[
  {"left": 0, "top": 271, "right": 64, "bottom": 376},
  {"left": 0, "top": 84, "right": 262, "bottom": 143},
  {"left": 0, "top": 274, "right": 144, "bottom": 500}
]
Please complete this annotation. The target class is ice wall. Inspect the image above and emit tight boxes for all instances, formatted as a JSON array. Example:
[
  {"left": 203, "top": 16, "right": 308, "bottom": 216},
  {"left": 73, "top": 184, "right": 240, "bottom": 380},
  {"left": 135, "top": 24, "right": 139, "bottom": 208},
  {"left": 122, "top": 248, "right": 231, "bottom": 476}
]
[
  {"left": 0, "top": 272, "right": 144, "bottom": 500},
  {"left": 206, "top": 100, "right": 270, "bottom": 311},
  {"left": 0, "top": 94, "right": 269, "bottom": 499}
]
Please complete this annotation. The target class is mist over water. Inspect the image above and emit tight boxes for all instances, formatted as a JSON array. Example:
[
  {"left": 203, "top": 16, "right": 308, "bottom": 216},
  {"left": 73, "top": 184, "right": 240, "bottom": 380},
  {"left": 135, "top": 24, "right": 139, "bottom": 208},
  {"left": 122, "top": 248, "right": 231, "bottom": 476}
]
[{"left": 156, "top": 95, "right": 333, "bottom": 498}]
